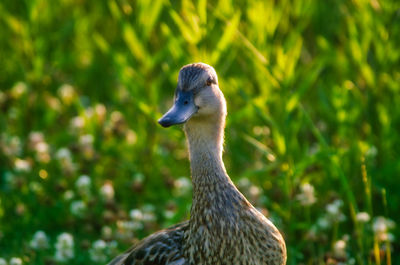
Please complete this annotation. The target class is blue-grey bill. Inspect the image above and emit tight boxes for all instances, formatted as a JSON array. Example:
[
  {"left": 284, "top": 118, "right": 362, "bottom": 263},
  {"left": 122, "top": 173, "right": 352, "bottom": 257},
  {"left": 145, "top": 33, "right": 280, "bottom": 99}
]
[{"left": 158, "top": 90, "right": 198, "bottom": 127}]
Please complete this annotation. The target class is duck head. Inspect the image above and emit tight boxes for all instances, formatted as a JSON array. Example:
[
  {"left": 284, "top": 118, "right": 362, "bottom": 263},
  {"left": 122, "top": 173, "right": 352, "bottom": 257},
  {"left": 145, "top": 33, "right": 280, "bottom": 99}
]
[{"left": 158, "top": 63, "right": 226, "bottom": 128}]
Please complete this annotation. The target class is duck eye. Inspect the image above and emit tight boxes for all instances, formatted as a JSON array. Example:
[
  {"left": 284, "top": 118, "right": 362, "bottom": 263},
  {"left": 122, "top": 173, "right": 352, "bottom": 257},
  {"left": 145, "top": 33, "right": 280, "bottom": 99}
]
[{"left": 206, "top": 80, "right": 212, "bottom": 86}]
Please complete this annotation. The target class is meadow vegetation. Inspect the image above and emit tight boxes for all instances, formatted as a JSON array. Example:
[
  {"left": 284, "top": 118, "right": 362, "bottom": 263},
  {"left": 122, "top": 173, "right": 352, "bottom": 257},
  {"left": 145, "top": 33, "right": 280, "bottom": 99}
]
[{"left": 0, "top": 0, "right": 399, "bottom": 264}]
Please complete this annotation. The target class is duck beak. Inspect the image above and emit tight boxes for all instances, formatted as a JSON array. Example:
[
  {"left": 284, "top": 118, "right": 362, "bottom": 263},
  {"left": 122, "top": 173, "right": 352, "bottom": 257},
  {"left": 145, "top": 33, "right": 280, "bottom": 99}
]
[{"left": 158, "top": 90, "right": 198, "bottom": 128}]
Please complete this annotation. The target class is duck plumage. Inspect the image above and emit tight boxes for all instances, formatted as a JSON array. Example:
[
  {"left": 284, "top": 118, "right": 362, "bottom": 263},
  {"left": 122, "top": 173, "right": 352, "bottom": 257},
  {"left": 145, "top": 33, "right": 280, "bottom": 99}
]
[{"left": 108, "top": 63, "right": 286, "bottom": 265}]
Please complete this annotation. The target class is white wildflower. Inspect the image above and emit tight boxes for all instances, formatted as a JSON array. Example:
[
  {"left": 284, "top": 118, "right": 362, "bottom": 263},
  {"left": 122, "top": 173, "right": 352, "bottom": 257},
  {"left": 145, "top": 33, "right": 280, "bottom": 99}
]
[
  {"left": 325, "top": 199, "right": 346, "bottom": 222},
  {"left": 35, "top": 142, "right": 50, "bottom": 163},
  {"left": 35, "top": 142, "right": 48, "bottom": 154},
  {"left": 333, "top": 239, "right": 347, "bottom": 258},
  {"left": 79, "top": 134, "right": 95, "bottom": 159},
  {"left": 63, "top": 190, "right": 75, "bottom": 201},
  {"left": 76, "top": 175, "right": 91, "bottom": 196},
  {"left": 9, "top": 257, "right": 22, "bottom": 265},
  {"left": 326, "top": 199, "right": 343, "bottom": 215},
  {"left": 79, "top": 134, "right": 94, "bottom": 146},
  {"left": 70, "top": 116, "right": 85, "bottom": 130},
  {"left": 249, "top": 185, "right": 261, "bottom": 198},
  {"left": 70, "top": 200, "right": 87, "bottom": 217},
  {"left": 101, "top": 226, "right": 113, "bottom": 240},
  {"left": 29, "top": 230, "right": 49, "bottom": 250},
  {"left": 56, "top": 148, "right": 76, "bottom": 174},
  {"left": 174, "top": 177, "right": 191, "bottom": 196},
  {"left": 296, "top": 183, "right": 316, "bottom": 206},
  {"left": 11, "top": 82, "right": 28, "bottom": 98},
  {"left": 116, "top": 220, "right": 142, "bottom": 240},
  {"left": 28, "top": 132, "right": 44, "bottom": 148},
  {"left": 2, "top": 135, "right": 21, "bottom": 157},
  {"left": 56, "top": 148, "right": 72, "bottom": 161},
  {"left": 27, "top": 132, "right": 50, "bottom": 163},
  {"left": 356, "top": 212, "right": 370, "bottom": 223},
  {"left": 54, "top": 233, "right": 74, "bottom": 262},
  {"left": 142, "top": 205, "right": 156, "bottom": 222},
  {"left": 129, "top": 209, "right": 143, "bottom": 222},
  {"left": 95, "top": 104, "right": 106, "bottom": 122},
  {"left": 100, "top": 182, "right": 114, "bottom": 201},
  {"left": 317, "top": 216, "right": 330, "bottom": 229},
  {"left": 89, "top": 240, "right": 107, "bottom": 263},
  {"left": 125, "top": 130, "right": 137, "bottom": 145},
  {"left": 58, "top": 84, "right": 76, "bottom": 105},
  {"left": 0, "top": 258, "right": 7, "bottom": 265},
  {"left": 14, "top": 158, "right": 31, "bottom": 172},
  {"left": 164, "top": 209, "right": 175, "bottom": 219},
  {"left": 373, "top": 216, "right": 395, "bottom": 242}
]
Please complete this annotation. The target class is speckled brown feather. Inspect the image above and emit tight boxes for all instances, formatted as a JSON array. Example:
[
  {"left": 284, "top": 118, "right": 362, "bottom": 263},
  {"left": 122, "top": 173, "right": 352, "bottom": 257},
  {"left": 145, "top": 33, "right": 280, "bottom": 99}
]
[
  {"left": 107, "top": 222, "right": 188, "bottom": 265},
  {"left": 107, "top": 63, "right": 286, "bottom": 265}
]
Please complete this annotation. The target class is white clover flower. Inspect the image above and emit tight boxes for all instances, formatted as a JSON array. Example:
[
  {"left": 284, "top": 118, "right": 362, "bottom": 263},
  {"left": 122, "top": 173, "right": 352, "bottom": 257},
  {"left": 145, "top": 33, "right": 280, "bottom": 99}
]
[
  {"left": 356, "top": 212, "right": 370, "bottom": 223},
  {"left": 316, "top": 199, "right": 346, "bottom": 229},
  {"left": 142, "top": 212, "right": 156, "bottom": 223},
  {"left": 56, "top": 148, "right": 76, "bottom": 174},
  {"left": 164, "top": 209, "right": 175, "bottom": 219},
  {"left": 129, "top": 209, "right": 143, "bottom": 222},
  {"left": 116, "top": 220, "right": 141, "bottom": 240},
  {"left": 325, "top": 199, "right": 346, "bottom": 223},
  {"left": 35, "top": 141, "right": 50, "bottom": 163},
  {"left": 11, "top": 82, "right": 28, "bottom": 98},
  {"left": 174, "top": 177, "right": 192, "bottom": 196},
  {"left": 326, "top": 199, "right": 343, "bottom": 216},
  {"left": 63, "top": 190, "right": 75, "bottom": 201},
  {"left": 79, "top": 134, "right": 94, "bottom": 146},
  {"left": 238, "top": 178, "right": 251, "bottom": 190},
  {"left": 333, "top": 239, "right": 346, "bottom": 258},
  {"left": 29, "top": 230, "right": 49, "bottom": 250},
  {"left": 76, "top": 175, "right": 91, "bottom": 188},
  {"left": 95, "top": 104, "right": 106, "bottom": 121},
  {"left": 100, "top": 182, "right": 114, "bottom": 201},
  {"left": 35, "top": 142, "right": 49, "bottom": 154},
  {"left": 373, "top": 216, "right": 395, "bottom": 242},
  {"left": 28, "top": 132, "right": 44, "bottom": 148},
  {"left": 14, "top": 158, "right": 31, "bottom": 172},
  {"left": 0, "top": 258, "right": 7, "bottom": 265},
  {"left": 1, "top": 135, "right": 21, "bottom": 157},
  {"left": 79, "top": 134, "right": 95, "bottom": 159},
  {"left": 58, "top": 84, "right": 76, "bottom": 105},
  {"left": 101, "top": 226, "right": 113, "bottom": 240},
  {"left": 56, "top": 148, "right": 72, "bottom": 161},
  {"left": 70, "top": 116, "right": 85, "bottom": 130},
  {"left": 317, "top": 216, "right": 330, "bottom": 229},
  {"left": 142, "top": 205, "right": 157, "bottom": 223},
  {"left": 125, "top": 130, "right": 137, "bottom": 145},
  {"left": 55, "top": 233, "right": 74, "bottom": 262},
  {"left": 89, "top": 240, "right": 108, "bottom": 262},
  {"left": 70, "top": 200, "right": 87, "bottom": 217},
  {"left": 9, "top": 257, "right": 22, "bottom": 265},
  {"left": 249, "top": 185, "right": 261, "bottom": 198},
  {"left": 296, "top": 183, "right": 316, "bottom": 206},
  {"left": 76, "top": 175, "right": 91, "bottom": 196}
]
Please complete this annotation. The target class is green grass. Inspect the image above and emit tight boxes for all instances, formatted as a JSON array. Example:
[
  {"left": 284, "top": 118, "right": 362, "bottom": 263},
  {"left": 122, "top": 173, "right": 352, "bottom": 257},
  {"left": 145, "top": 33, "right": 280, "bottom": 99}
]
[{"left": 0, "top": 0, "right": 399, "bottom": 264}]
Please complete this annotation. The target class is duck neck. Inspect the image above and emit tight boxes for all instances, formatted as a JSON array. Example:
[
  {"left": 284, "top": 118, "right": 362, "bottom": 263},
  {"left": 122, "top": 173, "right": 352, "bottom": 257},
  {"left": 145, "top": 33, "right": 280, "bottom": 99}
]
[
  {"left": 184, "top": 117, "right": 227, "bottom": 185},
  {"left": 184, "top": 116, "right": 246, "bottom": 220}
]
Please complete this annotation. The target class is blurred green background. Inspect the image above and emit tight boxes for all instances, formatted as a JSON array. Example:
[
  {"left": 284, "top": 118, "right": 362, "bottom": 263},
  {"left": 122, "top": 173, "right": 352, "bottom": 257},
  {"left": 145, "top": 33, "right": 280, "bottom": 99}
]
[{"left": 1, "top": 0, "right": 399, "bottom": 264}]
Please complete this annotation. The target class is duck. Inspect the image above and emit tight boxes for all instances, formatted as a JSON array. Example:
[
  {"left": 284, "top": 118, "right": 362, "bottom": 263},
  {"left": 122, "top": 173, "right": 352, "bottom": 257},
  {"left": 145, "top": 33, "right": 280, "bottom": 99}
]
[{"left": 107, "top": 63, "right": 287, "bottom": 265}]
